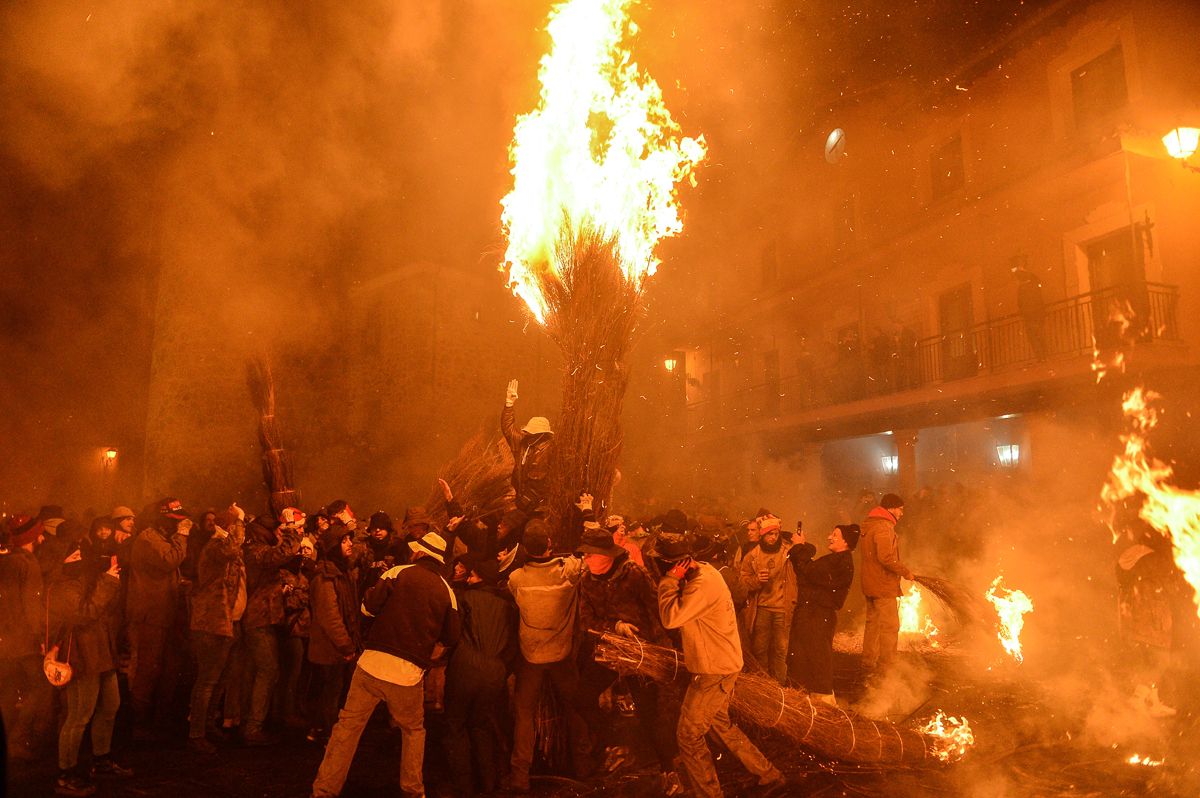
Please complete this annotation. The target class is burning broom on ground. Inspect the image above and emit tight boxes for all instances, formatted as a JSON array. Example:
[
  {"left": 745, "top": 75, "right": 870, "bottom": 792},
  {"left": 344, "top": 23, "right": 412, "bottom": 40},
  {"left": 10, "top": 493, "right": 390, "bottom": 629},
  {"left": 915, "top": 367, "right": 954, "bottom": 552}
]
[{"left": 593, "top": 631, "right": 974, "bottom": 765}]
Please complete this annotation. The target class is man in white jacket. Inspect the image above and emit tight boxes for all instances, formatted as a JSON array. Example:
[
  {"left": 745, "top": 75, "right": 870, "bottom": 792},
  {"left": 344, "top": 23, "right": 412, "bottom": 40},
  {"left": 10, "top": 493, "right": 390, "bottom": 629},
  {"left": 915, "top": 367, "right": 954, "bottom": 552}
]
[{"left": 657, "top": 525, "right": 785, "bottom": 798}]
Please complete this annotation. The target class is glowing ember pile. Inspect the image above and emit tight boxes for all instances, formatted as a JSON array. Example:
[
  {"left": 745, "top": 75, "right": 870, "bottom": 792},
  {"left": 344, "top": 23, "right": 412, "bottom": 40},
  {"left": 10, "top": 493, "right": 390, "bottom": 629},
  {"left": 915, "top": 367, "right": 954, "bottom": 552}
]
[
  {"left": 500, "top": 0, "right": 706, "bottom": 322},
  {"left": 986, "top": 575, "right": 1033, "bottom": 663},
  {"left": 919, "top": 711, "right": 975, "bottom": 763},
  {"left": 1127, "top": 753, "right": 1165, "bottom": 767},
  {"left": 899, "top": 584, "right": 940, "bottom": 648},
  {"left": 1103, "top": 387, "right": 1200, "bottom": 619}
]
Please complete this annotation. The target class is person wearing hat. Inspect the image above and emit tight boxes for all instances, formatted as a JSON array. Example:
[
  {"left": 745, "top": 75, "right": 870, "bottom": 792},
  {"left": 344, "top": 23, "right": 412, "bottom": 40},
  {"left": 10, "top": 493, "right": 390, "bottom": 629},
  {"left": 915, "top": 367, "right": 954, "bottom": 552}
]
[
  {"left": 859, "top": 494, "right": 913, "bottom": 674},
  {"left": 0, "top": 514, "right": 51, "bottom": 761},
  {"left": 312, "top": 529, "right": 460, "bottom": 798},
  {"left": 576, "top": 519, "right": 684, "bottom": 795},
  {"left": 786, "top": 524, "right": 860, "bottom": 704},
  {"left": 308, "top": 522, "right": 362, "bottom": 744},
  {"left": 506, "top": 519, "right": 590, "bottom": 792},
  {"left": 49, "top": 538, "right": 132, "bottom": 794},
  {"left": 109, "top": 506, "right": 136, "bottom": 543},
  {"left": 737, "top": 514, "right": 797, "bottom": 683},
  {"left": 444, "top": 552, "right": 518, "bottom": 797},
  {"left": 186, "top": 507, "right": 248, "bottom": 755},
  {"left": 126, "top": 497, "right": 190, "bottom": 735},
  {"left": 500, "top": 379, "right": 555, "bottom": 516},
  {"left": 657, "top": 523, "right": 785, "bottom": 798},
  {"left": 34, "top": 507, "right": 70, "bottom": 580}
]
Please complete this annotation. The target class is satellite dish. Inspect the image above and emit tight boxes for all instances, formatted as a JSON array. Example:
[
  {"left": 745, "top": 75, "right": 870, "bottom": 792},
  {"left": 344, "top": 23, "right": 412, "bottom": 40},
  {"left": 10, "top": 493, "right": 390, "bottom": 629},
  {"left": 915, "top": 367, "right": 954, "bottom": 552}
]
[{"left": 825, "top": 128, "right": 846, "bottom": 164}]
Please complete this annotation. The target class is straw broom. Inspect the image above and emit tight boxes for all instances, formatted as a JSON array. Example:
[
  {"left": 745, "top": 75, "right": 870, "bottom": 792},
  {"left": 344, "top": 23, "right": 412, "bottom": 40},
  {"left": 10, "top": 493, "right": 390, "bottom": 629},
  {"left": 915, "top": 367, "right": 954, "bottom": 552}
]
[
  {"left": 424, "top": 432, "right": 516, "bottom": 528},
  {"left": 914, "top": 574, "right": 992, "bottom": 631},
  {"left": 246, "top": 357, "right": 300, "bottom": 517},
  {"left": 594, "top": 631, "right": 962, "bottom": 765}
]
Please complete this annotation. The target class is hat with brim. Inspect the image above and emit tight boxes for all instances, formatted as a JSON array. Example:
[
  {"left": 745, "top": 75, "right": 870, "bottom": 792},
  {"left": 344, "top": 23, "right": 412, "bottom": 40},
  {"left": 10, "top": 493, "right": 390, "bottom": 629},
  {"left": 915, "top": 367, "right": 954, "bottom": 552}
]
[
  {"left": 577, "top": 522, "right": 621, "bottom": 557},
  {"left": 110, "top": 506, "right": 135, "bottom": 520},
  {"left": 7, "top": 515, "right": 43, "bottom": 548},
  {"left": 158, "top": 497, "right": 188, "bottom": 521},
  {"left": 656, "top": 531, "right": 693, "bottom": 562},
  {"left": 409, "top": 531, "right": 448, "bottom": 565},
  {"left": 521, "top": 417, "right": 553, "bottom": 436}
]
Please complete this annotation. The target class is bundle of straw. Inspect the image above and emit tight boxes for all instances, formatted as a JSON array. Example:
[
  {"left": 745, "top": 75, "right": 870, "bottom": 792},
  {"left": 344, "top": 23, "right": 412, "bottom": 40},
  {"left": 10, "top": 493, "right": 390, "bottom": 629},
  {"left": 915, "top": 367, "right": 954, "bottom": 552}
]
[
  {"left": 914, "top": 574, "right": 992, "bottom": 631},
  {"left": 594, "top": 631, "right": 954, "bottom": 766},
  {"left": 536, "top": 226, "right": 644, "bottom": 548},
  {"left": 424, "top": 432, "right": 516, "bottom": 528},
  {"left": 245, "top": 358, "right": 300, "bottom": 518}
]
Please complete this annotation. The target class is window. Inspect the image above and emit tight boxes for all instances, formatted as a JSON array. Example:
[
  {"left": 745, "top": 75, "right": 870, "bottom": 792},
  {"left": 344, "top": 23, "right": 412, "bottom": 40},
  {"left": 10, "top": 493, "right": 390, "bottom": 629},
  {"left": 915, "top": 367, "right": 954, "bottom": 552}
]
[
  {"left": 930, "top": 135, "right": 965, "bottom": 200},
  {"left": 1071, "top": 44, "right": 1128, "bottom": 130}
]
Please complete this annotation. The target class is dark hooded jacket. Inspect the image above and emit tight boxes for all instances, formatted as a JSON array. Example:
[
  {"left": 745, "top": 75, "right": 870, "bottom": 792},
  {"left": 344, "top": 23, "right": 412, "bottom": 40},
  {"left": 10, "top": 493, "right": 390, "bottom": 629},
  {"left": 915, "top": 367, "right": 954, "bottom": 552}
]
[
  {"left": 501, "top": 404, "right": 553, "bottom": 515},
  {"left": 448, "top": 581, "right": 518, "bottom": 683},
  {"left": 243, "top": 517, "right": 300, "bottom": 629},
  {"left": 48, "top": 565, "right": 122, "bottom": 676},
  {"left": 309, "top": 556, "right": 360, "bottom": 664}
]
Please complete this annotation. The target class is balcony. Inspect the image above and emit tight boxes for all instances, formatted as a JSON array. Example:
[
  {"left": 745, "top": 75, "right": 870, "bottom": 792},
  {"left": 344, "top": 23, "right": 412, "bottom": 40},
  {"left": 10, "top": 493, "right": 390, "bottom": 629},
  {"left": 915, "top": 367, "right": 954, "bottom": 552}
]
[{"left": 685, "top": 281, "right": 1181, "bottom": 433}]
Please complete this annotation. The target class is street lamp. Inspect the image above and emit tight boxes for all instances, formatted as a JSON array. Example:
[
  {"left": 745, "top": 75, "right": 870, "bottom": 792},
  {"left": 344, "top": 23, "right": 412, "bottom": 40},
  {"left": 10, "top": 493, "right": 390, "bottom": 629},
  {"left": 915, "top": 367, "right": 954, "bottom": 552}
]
[{"left": 1162, "top": 127, "right": 1200, "bottom": 172}]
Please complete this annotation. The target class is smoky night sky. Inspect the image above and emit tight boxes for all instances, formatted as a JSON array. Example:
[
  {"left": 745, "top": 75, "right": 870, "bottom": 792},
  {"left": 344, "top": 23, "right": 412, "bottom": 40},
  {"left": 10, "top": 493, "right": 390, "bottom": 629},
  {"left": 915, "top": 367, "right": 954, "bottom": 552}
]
[{"left": 0, "top": 0, "right": 1055, "bottom": 507}]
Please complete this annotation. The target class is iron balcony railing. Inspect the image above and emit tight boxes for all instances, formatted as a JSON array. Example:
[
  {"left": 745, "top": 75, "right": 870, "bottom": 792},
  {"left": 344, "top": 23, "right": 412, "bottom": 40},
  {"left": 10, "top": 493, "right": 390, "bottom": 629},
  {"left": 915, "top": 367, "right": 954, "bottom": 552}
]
[{"left": 685, "top": 281, "right": 1181, "bottom": 429}]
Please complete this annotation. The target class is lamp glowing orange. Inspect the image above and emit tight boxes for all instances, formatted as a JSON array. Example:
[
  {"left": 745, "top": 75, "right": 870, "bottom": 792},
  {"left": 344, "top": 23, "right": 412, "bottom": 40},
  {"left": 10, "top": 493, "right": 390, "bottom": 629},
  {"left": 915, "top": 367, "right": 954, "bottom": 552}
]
[{"left": 1162, "top": 127, "right": 1199, "bottom": 160}]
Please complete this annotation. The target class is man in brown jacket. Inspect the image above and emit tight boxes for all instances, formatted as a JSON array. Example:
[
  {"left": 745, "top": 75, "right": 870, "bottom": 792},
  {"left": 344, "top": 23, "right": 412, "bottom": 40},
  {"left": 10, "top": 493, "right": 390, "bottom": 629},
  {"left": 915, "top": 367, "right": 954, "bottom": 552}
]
[
  {"left": 738, "top": 515, "right": 796, "bottom": 683},
  {"left": 859, "top": 494, "right": 913, "bottom": 673},
  {"left": 127, "top": 498, "right": 189, "bottom": 734}
]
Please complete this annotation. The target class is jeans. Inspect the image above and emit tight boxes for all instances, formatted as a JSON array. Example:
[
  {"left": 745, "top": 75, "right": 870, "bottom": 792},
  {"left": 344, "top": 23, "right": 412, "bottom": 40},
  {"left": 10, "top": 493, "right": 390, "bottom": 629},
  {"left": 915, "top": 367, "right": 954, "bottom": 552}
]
[
  {"left": 444, "top": 661, "right": 507, "bottom": 796},
  {"left": 312, "top": 665, "right": 426, "bottom": 797},
  {"left": 751, "top": 608, "right": 789, "bottom": 683},
  {"left": 787, "top": 606, "right": 837, "bottom": 693},
  {"left": 312, "top": 662, "right": 347, "bottom": 733},
  {"left": 242, "top": 624, "right": 280, "bottom": 734},
  {"left": 511, "top": 658, "right": 590, "bottom": 782},
  {"left": 862, "top": 596, "right": 900, "bottom": 670},
  {"left": 277, "top": 635, "right": 308, "bottom": 723},
  {"left": 59, "top": 670, "right": 120, "bottom": 770},
  {"left": 676, "top": 673, "right": 778, "bottom": 798},
  {"left": 188, "top": 627, "right": 238, "bottom": 739}
]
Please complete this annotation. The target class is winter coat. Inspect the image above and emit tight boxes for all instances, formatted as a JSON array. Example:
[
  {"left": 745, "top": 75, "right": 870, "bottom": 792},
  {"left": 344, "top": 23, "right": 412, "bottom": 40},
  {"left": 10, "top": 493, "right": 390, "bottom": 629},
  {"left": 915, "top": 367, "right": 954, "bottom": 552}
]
[
  {"left": 859, "top": 507, "right": 912, "bottom": 598},
  {"left": 789, "top": 544, "right": 854, "bottom": 613},
  {"left": 48, "top": 572, "right": 122, "bottom": 677},
  {"left": 243, "top": 519, "right": 300, "bottom": 629},
  {"left": 507, "top": 555, "right": 583, "bottom": 664},
  {"left": 361, "top": 558, "right": 460, "bottom": 669},
  {"left": 281, "top": 562, "right": 313, "bottom": 639},
  {"left": 738, "top": 540, "right": 798, "bottom": 631},
  {"left": 501, "top": 403, "right": 553, "bottom": 515},
  {"left": 127, "top": 527, "right": 187, "bottom": 628},
  {"left": 190, "top": 530, "right": 246, "bottom": 637},
  {"left": 579, "top": 554, "right": 667, "bottom": 649},
  {"left": 0, "top": 548, "right": 43, "bottom": 660},
  {"left": 309, "top": 558, "right": 360, "bottom": 665},
  {"left": 448, "top": 582, "right": 518, "bottom": 684},
  {"left": 658, "top": 562, "right": 742, "bottom": 675}
]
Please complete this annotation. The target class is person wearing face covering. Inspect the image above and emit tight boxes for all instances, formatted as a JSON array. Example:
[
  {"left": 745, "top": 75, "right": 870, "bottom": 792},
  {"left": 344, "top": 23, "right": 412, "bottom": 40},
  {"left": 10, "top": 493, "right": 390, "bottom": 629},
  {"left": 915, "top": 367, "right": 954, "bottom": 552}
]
[{"left": 576, "top": 521, "right": 684, "bottom": 797}]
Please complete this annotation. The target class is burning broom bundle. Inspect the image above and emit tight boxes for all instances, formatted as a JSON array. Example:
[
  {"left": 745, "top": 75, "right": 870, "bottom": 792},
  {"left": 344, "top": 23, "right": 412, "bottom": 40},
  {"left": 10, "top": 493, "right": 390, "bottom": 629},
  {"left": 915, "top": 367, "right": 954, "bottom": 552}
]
[
  {"left": 594, "top": 631, "right": 974, "bottom": 765},
  {"left": 424, "top": 432, "right": 516, "bottom": 528},
  {"left": 245, "top": 357, "right": 300, "bottom": 517},
  {"left": 914, "top": 574, "right": 993, "bottom": 632}
]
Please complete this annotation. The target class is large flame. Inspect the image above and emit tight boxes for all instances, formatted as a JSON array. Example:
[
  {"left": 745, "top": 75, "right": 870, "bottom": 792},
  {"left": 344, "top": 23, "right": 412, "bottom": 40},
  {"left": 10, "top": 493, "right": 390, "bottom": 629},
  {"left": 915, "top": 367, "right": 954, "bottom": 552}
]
[
  {"left": 1127, "top": 753, "right": 1164, "bottom": 767},
  {"left": 1104, "top": 387, "right": 1200, "bottom": 619},
  {"left": 986, "top": 575, "right": 1033, "bottom": 663},
  {"left": 500, "top": 0, "right": 706, "bottom": 323},
  {"left": 899, "top": 583, "right": 940, "bottom": 648},
  {"left": 919, "top": 710, "right": 975, "bottom": 762}
]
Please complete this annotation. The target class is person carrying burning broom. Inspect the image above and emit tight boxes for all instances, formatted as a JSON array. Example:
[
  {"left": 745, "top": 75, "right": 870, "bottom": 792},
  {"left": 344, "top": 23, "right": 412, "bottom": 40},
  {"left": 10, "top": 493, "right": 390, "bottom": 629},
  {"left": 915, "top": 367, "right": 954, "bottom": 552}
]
[{"left": 656, "top": 521, "right": 786, "bottom": 798}]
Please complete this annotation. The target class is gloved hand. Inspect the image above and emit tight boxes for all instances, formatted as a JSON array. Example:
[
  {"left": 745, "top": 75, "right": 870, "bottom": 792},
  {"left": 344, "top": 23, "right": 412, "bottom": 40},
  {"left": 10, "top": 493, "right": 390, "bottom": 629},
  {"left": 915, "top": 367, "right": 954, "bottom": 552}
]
[
  {"left": 614, "top": 620, "right": 640, "bottom": 638},
  {"left": 505, "top": 379, "right": 519, "bottom": 407}
]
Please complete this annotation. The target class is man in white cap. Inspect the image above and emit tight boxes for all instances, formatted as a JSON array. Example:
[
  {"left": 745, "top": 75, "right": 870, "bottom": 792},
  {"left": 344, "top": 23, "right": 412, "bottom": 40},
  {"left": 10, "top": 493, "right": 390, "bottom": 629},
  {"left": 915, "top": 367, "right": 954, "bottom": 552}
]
[
  {"left": 500, "top": 379, "right": 555, "bottom": 515},
  {"left": 312, "top": 530, "right": 461, "bottom": 798}
]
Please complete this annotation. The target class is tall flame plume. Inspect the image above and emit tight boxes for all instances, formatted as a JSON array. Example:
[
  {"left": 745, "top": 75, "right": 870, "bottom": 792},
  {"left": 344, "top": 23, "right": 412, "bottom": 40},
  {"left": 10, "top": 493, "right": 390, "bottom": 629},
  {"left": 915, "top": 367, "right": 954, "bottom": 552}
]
[
  {"left": 986, "top": 575, "right": 1033, "bottom": 663},
  {"left": 500, "top": 0, "right": 706, "bottom": 322},
  {"left": 1104, "top": 387, "right": 1200, "bottom": 620}
]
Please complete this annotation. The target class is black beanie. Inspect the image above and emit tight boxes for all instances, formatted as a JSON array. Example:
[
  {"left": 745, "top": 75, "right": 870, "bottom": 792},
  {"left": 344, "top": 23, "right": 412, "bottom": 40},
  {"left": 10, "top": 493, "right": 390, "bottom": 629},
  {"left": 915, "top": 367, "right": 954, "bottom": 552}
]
[
  {"left": 880, "top": 493, "right": 904, "bottom": 510},
  {"left": 836, "top": 524, "right": 862, "bottom": 551}
]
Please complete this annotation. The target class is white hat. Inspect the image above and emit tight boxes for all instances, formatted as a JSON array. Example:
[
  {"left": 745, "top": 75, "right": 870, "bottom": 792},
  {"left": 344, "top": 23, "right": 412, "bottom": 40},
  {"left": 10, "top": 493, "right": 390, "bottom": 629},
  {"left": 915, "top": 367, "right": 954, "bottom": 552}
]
[
  {"left": 409, "top": 531, "right": 448, "bottom": 565},
  {"left": 521, "top": 417, "right": 553, "bottom": 436}
]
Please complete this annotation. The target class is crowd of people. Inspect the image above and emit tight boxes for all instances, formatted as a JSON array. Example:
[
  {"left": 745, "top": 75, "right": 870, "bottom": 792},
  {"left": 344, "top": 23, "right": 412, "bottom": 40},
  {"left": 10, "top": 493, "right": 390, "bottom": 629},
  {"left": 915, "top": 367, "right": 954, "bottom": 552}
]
[{"left": 1, "top": 382, "right": 919, "bottom": 798}]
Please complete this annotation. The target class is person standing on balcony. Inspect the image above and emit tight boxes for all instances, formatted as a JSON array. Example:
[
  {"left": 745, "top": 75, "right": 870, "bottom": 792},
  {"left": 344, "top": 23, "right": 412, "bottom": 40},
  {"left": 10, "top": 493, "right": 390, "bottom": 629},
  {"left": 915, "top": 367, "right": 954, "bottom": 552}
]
[
  {"left": 859, "top": 494, "right": 913, "bottom": 676},
  {"left": 1014, "top": 267, "right": 1047, "bottom": 361}
]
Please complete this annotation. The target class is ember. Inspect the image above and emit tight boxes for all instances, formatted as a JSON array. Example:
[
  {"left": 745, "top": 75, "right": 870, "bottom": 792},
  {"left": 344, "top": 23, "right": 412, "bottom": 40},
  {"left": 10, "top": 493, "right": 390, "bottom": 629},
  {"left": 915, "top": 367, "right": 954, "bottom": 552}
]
[
  {"left": 919, "top": 710, "right": 975, "bottom": 763},
  {"left": 1126, "top": 753, "right": 1164, "bottom": 767},
  {"left": 986, "top": 575, "right": 1033, "bottom": 663}
]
